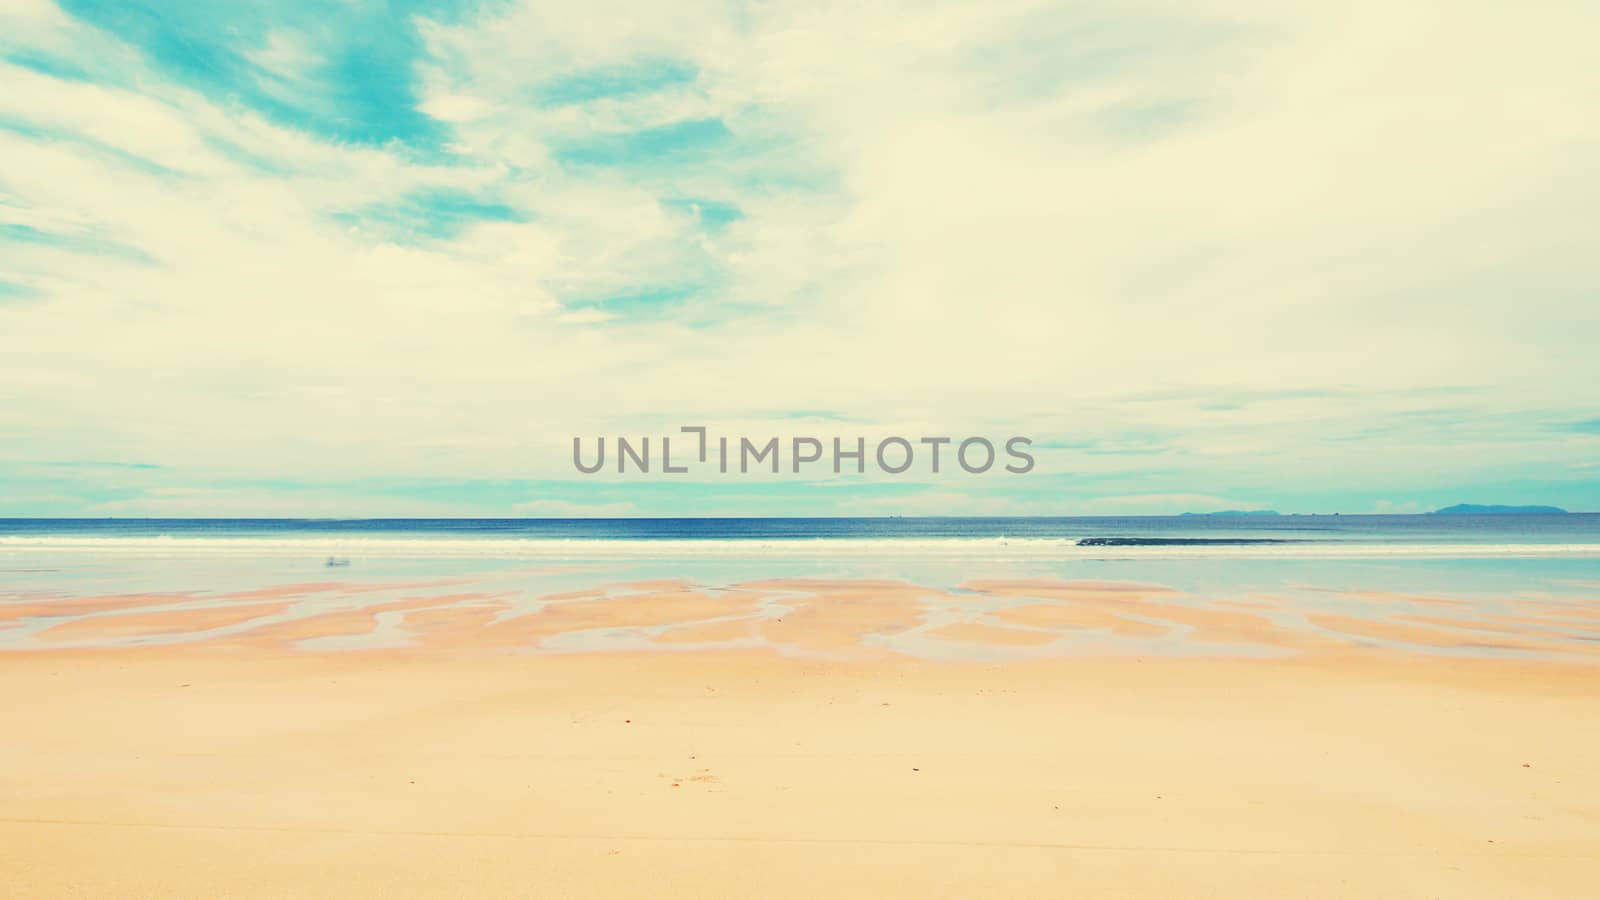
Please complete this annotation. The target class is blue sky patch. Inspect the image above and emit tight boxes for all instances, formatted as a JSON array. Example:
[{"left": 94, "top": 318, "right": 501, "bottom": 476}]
[
  {"left": 331, "top": 188, "right": 525, "bottom": 243},
  {"left": 534, "top": 59, "right": 698, "bottom": 107},
  {"left": 555, "top": 118, "right": 733, "bottom": 168},
  {"left": 55, "top": 0, "right": 475, "bottom": 152},
  {"left": 0, "top": 280, "right": 42, "bottom": 302},
  {"left": 565, "top": 285, "right": 697, "bottom": 321},
  {"left": 1, "top": 223, "right": 157, "bottom": 264},
  {"left": 662, "top": 197, "right": 743, "bottom": 232},
  {"left": 3, "top": 50, "right": 95, "bottom": 82}
]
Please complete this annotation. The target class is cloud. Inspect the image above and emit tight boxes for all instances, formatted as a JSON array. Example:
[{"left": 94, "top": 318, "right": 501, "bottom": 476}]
[
  {"left": 1373, "top": 499, "right": 1423, "bottom": 514},
  {"left": 1, "top": 0, "right": 1597, "bottom": 514},
  {"left": 837, "top": 490, "right": 1048, "bottom": 517},
  {"left": 79, "top": 486, "right": 481, "bottom": 517},
  {"left": 1082, "top": 494, "right": 1267, "bottom": 515},
  {"left": 511, "top": 498, "right": 639, "bottom": 517}
]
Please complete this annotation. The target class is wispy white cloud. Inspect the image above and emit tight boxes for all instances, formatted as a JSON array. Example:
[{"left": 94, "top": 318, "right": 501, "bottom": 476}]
[
  {"left": 512, "top": 498, "right": 640, "bottom": 517},
  {"left": 1, "top": 0, "right": 1597, "bottom": 514},
  {"left": 1083, "top": 494, "right": 1268, "bottom": 515}
]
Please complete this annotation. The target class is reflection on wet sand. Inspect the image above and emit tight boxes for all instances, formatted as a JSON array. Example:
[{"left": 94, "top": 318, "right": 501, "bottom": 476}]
[{"left": 5, "top": 574, "right": 1598, "bottom": 661}]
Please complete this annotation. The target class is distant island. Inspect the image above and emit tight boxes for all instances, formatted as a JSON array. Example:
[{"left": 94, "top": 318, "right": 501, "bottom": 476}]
[
  {"left": 1179, "top": 510, "right": 1281, "bottom": 517},
  {"left": 1430, "top": 504, "right": 1568, "bottom": 515}
]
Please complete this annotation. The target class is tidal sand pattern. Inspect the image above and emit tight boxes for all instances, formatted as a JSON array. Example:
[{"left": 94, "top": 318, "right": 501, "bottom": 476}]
[{"left": 5, "top": 572, "right": 1600, "bottom": 661}]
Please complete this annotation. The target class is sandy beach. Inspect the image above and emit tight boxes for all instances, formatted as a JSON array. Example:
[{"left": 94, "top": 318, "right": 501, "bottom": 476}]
[
  {"left": 3, "top": 618, "right": 1599, "bottom": 897},
  {"left": 9, "top": 0, "right": 1599, "bottom": 891}
]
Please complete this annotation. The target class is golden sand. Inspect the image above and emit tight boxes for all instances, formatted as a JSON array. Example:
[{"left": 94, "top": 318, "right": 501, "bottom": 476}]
[
  {"left": 1, "top": 648, "right": 1597, "bottom": 898},
  {"left": 3, "top": 576, "right": 1599, "bottom": 897}
]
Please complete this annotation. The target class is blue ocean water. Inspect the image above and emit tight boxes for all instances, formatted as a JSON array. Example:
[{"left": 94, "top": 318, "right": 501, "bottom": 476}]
[{"left": 1, "top": 514, "right": 1597, "bottom": 545}]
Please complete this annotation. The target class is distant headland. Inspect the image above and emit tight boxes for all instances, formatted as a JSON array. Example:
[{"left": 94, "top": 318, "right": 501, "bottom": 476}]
[
  {"left": 1176, "top": 506, "right": 1572, "bottom": 517},
  {"left": 1429, "top": 504, "right": 1568, "bottom": 515}
]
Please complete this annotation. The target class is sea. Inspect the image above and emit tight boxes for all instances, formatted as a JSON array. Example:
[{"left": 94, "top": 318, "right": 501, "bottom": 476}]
[{"left": 3, "top": 515, "right": 1597, "bottom": 657}]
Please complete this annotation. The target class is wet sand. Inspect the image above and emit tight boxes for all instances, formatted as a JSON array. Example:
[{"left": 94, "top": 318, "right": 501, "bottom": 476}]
[
  {"left": 2, "top": 576, "right": 1599, "bottom": 897},
  {"left": 8, "top": 575, "right": 1600, "bottom": 659}
]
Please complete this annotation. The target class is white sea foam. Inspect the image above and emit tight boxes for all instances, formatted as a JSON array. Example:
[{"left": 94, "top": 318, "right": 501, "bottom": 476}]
[{"left": 1, "top": 535, "right": 1598, "bottom": 560}]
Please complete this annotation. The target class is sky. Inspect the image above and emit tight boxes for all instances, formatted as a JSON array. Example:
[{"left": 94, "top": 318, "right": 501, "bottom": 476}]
[{"left": 1, "top": 0, "right": 1597, "bottom": 517}]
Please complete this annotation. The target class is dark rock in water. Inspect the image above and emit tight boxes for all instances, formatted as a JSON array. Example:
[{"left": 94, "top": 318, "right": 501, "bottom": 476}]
[
  {"left": 1430, "top": 504, "right": 1567, "bottom": 516},
  {"left": 1077, "top": 537, "right": 1298, "bottom": 546}
]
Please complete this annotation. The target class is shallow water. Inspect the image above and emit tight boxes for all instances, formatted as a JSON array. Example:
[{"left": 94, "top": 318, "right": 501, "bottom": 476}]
[{"left": 3, "top": 517, "right": 1597, "bottom": 660}]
